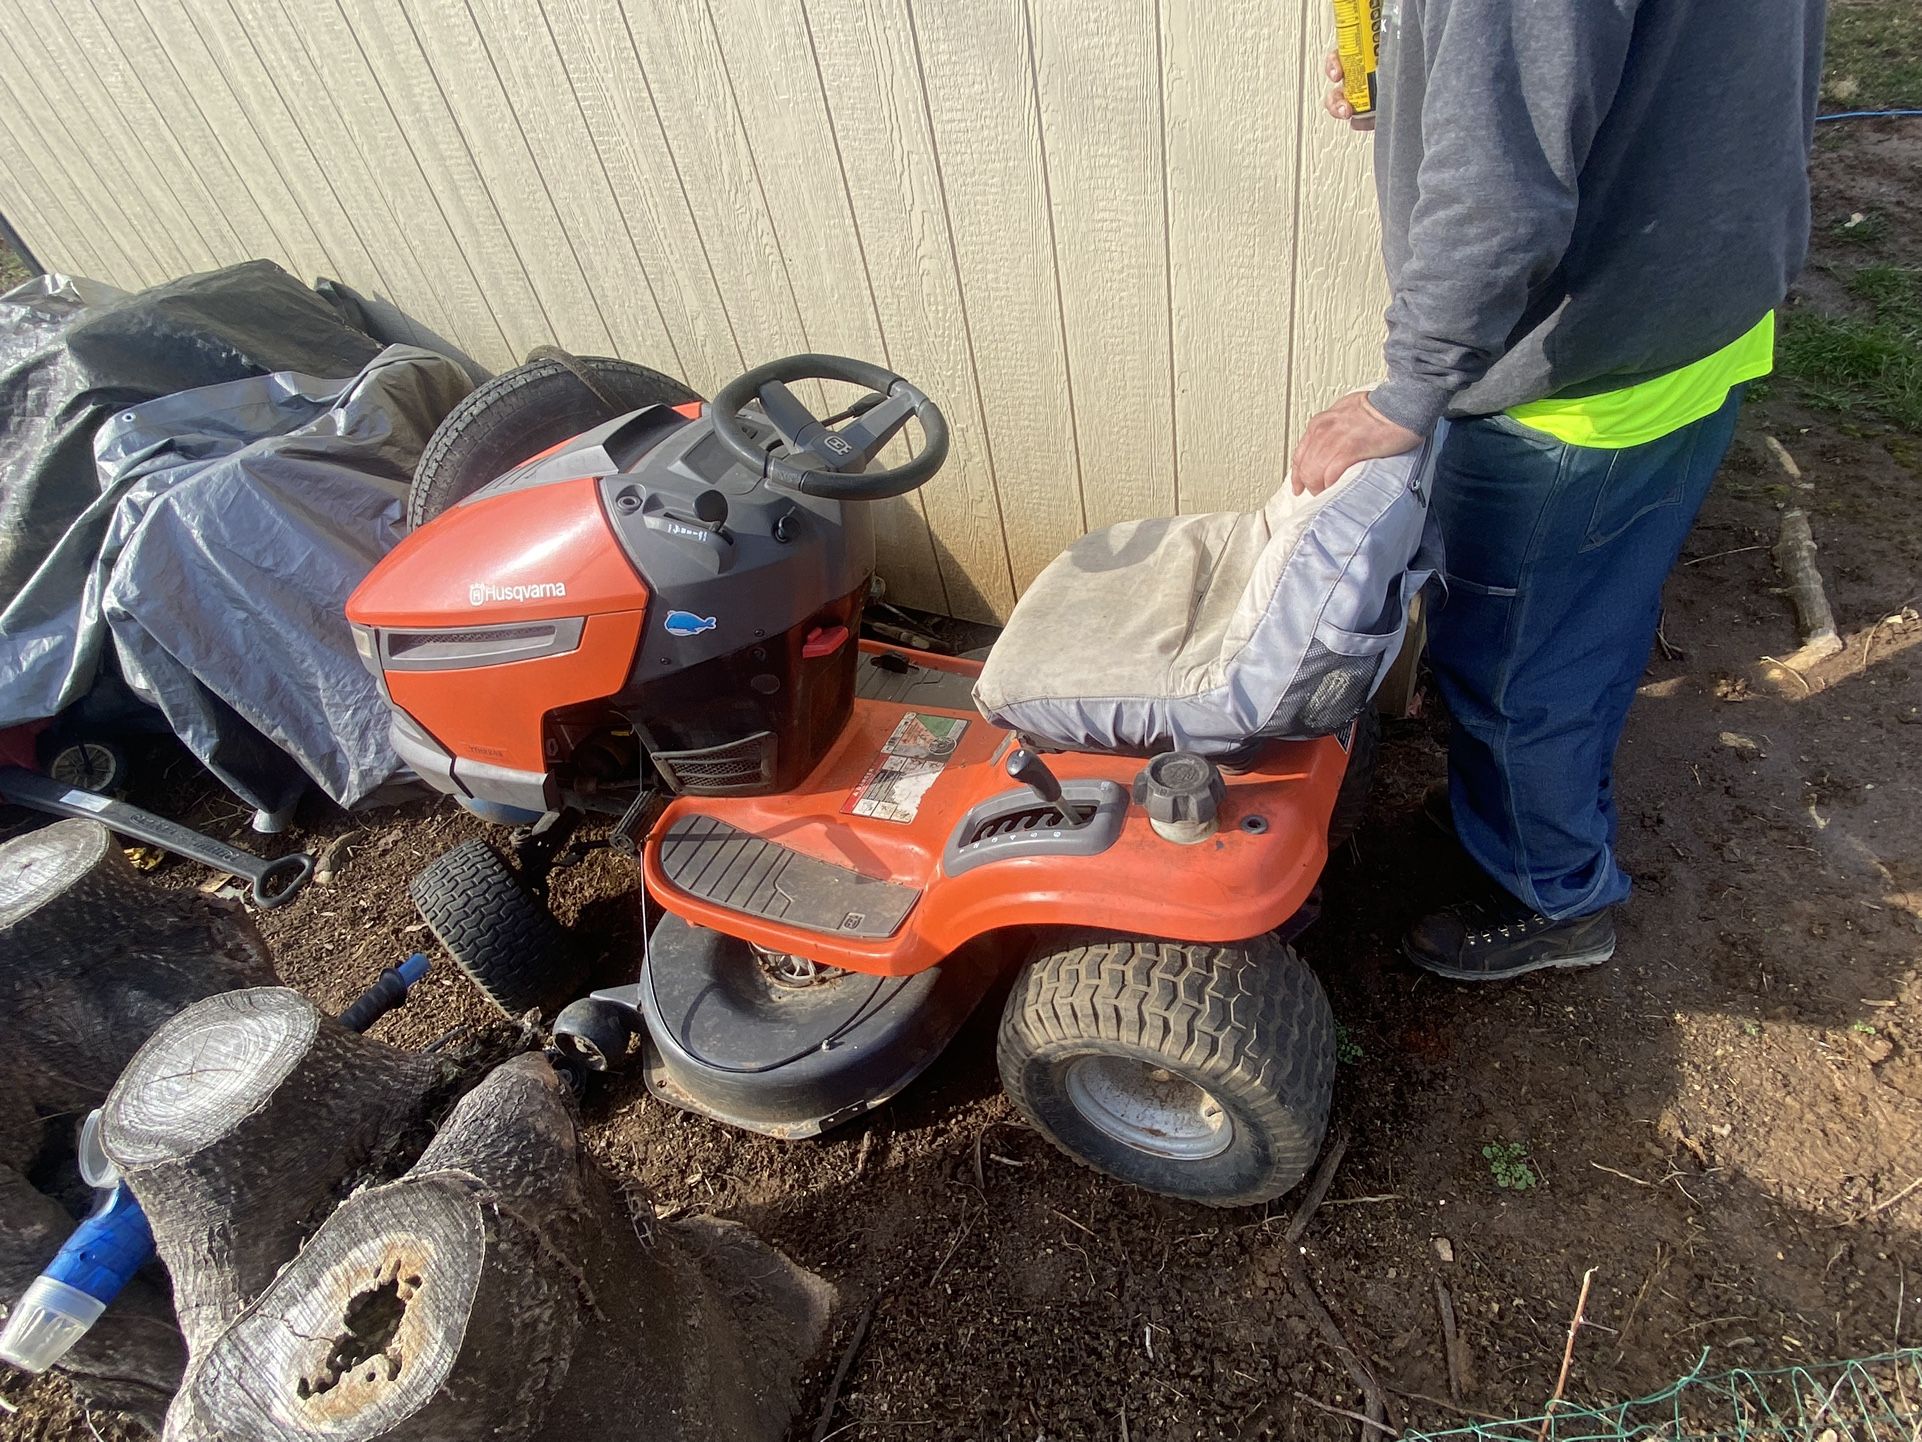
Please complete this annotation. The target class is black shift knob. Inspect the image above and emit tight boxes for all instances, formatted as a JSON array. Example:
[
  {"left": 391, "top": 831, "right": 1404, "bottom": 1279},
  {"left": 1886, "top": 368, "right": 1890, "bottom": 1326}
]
[{"left": 1005, "top": 747, "right": 1063, "bottom": 806}]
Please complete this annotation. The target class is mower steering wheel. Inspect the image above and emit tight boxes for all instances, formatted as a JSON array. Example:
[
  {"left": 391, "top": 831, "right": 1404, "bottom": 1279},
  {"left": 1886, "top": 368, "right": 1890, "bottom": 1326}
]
[{"left": 708, "top": 354, "right": 949, "bottom": 501}]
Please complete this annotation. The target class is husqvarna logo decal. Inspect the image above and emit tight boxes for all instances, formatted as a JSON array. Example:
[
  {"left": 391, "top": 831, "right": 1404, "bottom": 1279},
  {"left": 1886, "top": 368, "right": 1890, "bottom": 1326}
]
[{"left": 468, "top": 580, "right": 568, "bottom": 606}]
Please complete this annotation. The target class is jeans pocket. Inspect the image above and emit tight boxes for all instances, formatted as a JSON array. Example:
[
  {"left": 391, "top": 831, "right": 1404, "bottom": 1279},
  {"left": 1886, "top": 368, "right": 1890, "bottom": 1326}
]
[{"left": 1581, "top": 430, "right": 1698, "bottom": 552}]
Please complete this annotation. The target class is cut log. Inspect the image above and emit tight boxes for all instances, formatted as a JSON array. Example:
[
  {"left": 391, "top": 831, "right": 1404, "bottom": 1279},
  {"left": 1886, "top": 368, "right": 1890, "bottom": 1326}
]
[
  {"left": 100, "top": 988, "right": 446, "bottom": 1355},
  {"left": 0, "top": 819, "right": 275, "bottom": 1170},
  {"left": 0, "top": 1165, "right": 184, "bottom": 1430},
  {"left": 165, "top": 1054, "right": 835, "bottom": 1442}
]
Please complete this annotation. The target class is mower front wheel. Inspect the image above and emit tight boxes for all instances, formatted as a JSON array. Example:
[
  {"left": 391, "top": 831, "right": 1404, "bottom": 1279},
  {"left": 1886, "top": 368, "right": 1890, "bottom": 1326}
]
[
  {"left": 997, "top": 933, "right": 1335, "bottom": 1207},
  {"left": 410, "top": 839, "right": 583, "bottom": 1018}
]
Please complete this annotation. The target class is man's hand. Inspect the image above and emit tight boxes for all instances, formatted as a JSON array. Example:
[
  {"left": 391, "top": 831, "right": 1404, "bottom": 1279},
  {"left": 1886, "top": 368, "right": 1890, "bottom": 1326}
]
[
  {"left": 1322, "top": 50, "right": 1375, "bottom": 131},
  {"left": 1290, "top": 391, "right": 1421, "bottom": 495}
]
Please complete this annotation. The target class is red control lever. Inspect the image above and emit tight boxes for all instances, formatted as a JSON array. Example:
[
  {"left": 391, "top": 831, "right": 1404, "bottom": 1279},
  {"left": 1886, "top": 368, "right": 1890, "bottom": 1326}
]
[{"left": 802, "top": 624, "right": 850, "bottom": 659}]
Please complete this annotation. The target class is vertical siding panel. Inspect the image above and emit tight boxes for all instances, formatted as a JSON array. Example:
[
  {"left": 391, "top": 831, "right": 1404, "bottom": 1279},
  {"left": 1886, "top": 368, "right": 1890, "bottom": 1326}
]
[
  {"left": 11, "top": 0, "right": 207, "bottom": 277},
  {"left": 1288, "top": 22, "right": 1386, "bottom": 427},
  {"left": 212, "top": 0, "right": 443, "bottom": 344},
  {"left": 49, "top": 0, "right": 251, "bottom": 268},
  {"left": 0, "top": 143, "right": 65, "bottom": 277},
  {"left": 614, "top": 0, "right": 812, "bottom": 380},
  {"left": 87, "top": 2, "right": 299, "bottom": 276},
  {"left": 130, "top": 0, "right": 341, "bottom": 290},
  {"left": 1163, "top": 1, "right": 1304, "bottom": 515},
  {"left": 459, "top": 0, "right": 680, "bottom": 371},
  {"left": 0, "top": 88, "right": 112, "bottom": 280},
  {"left": 158, "top": 0, "right": 385, "bottom": 293},
  {"left": 1029, "top": 0, "right": 1175, "bottom": 531},
  {"left": 701, "top": 0, "right": 946, "bottom": 612},
  {"left": 912, "top": 0, "right": 1083, "bottom": 591},
  {"left": 266, "top": 0, "right": 513, "bottom": 367},
  {"left": 330, "top": 0, "right": 558, "bottom": 359},
  {"left": 0, "top": 30, "right": 156, "bottom": 286},
  {"left": 391, "top": 0, "right": 615, "bottom": 356},
  {"left": 803, "top": 0, "right": 1016, "bottom": 621},
  {"left": 542, "top": 0, "right": 742, "bottom": 389}
]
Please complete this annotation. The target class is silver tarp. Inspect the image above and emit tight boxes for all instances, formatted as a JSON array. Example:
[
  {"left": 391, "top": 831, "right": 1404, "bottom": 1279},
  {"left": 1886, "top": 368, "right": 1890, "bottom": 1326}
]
[
  {"left": 0, "top": 266, "right": 475, "bottom": 810},
  {"left": 85, "top": 347, "right": 473, "bottom": 811}
]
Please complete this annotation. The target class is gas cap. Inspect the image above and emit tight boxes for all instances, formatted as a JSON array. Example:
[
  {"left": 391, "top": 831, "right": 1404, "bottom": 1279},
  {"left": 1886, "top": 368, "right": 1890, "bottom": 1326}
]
[{"left": 1132, "top": 752, "right": 1225, "bottom": 844}]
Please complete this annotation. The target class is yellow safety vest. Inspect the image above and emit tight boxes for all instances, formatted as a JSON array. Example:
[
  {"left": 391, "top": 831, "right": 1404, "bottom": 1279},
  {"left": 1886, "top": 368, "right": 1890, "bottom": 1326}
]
[{"left": 1505, "top": 312, "right": 1775, "bottom": 448}]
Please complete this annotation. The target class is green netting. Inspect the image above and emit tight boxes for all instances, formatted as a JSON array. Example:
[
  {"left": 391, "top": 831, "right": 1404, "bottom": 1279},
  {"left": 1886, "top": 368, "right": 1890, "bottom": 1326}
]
[{"left": 1404, "top": 1348, "right": 1922, "bottom": 1441}]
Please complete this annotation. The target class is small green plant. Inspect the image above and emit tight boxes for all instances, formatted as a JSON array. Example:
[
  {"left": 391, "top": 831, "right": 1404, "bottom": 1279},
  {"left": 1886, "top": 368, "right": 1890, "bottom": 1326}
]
[
  {"left": 1851, "top": 1021, "right": 1879, "bottom": 1037},
  {"left": 1482, "top": 1141, "right": 1538, "bottom": 1191},
  {"left": 1742, "top": 1019, "right": 1762, "bottom": 1038},
  {"left": 1831, "top": 211, "right": 1889, "bottom": 247},
  {"left": 1334, "top": 1021, "right": 1364, "bottom": 1065}
]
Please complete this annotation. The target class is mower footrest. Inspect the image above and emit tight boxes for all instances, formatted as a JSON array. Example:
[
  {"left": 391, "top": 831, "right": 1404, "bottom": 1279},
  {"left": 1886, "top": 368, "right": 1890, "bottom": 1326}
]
[{"left": 656, "top": 814, "right": 918, "bottom": 938}]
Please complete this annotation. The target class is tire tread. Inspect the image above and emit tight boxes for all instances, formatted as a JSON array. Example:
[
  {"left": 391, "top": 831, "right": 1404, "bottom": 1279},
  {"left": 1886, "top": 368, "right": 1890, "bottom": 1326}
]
[
  {"left": 999, "top": 931, "right": 1335, "bottom": 1206},
  {"left": 409, "top": 839, "right": 580, "bottom": 1017}
]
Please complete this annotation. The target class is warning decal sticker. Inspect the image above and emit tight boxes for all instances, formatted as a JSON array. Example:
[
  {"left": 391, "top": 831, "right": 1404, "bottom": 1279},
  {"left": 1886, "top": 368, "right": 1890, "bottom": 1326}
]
[{"left": 843, "top": 713, "right": 970, "bottom": 823}]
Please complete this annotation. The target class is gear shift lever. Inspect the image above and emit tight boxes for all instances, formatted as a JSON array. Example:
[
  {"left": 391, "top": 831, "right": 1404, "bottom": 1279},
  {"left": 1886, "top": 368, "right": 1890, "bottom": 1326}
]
[{"left": 1006, "top": 747, "right": 1082, "bottom": 828}]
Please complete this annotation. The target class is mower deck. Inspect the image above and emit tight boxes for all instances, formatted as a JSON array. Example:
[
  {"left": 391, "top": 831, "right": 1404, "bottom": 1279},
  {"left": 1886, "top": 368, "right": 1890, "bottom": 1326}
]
[{"left": 643, "top": 642, "right": 1347, "bottom": 978}]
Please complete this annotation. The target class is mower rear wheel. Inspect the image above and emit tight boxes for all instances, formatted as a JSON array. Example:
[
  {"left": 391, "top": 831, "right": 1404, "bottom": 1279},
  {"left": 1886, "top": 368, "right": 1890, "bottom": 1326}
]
[
  {"left": 1325, "top": 704, "right": 1380, "bottom": 850},
  {"left": 409, "top": 839, "right": 582, "bottom": 1018},
  {"left": 408, "top": 355, "right": 698, "bottom": 527},
  {"left": 997, "top": 932, "right": 1335, "bottom": 1207}
]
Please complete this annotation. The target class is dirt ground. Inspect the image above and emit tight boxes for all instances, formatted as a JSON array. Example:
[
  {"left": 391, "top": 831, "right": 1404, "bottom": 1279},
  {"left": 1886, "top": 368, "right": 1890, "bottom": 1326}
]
[{"left": 6, "top": 123, "right": 1921, "bottom": 1442}]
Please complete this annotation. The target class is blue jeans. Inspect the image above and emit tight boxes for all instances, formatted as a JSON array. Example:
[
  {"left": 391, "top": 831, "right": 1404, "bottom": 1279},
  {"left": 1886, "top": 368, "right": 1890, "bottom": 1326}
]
[{"left": 1425, "top": 389, "right": 1743, "bottom": 919}]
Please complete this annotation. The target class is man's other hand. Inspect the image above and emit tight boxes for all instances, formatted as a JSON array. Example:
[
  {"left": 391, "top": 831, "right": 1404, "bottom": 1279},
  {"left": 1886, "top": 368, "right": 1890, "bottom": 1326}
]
[
  {"left": 1290, "top": 391, "right": 1421, "bottom": 495},
  {"left": 1322, "top": 50, "right": 1375, "bottom": 131}
]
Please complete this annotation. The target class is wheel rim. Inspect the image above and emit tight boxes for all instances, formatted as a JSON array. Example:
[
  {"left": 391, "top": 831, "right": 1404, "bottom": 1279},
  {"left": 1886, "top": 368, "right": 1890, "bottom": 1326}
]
[
  {"left": 1061, "top": 1054, "right": 1233, "bottom": 1161},
  {"left": 50, "top": 742, "right": 119, "bottom": 792}
]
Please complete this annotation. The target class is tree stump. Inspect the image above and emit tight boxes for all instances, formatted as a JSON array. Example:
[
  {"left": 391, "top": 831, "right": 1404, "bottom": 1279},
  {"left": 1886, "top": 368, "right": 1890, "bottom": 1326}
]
[
  {"left": 0, "top": 819, "right": 277, "bottom": 1430},
  {"left": 164, "top": 1055, "right": 836, "bottom": 1442},
  {"left": 99, "top": 988, "right": 447, "bottom": 1356},
  {"left": 0, "top": 819, "right": 275, "bottom": 1171},
  {"left": 0, "top": 1165, "right": 184, "bottom": 1429}
]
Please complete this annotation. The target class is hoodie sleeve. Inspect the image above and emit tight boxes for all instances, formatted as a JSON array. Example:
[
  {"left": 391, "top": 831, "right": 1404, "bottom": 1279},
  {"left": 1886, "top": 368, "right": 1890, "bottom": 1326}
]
[{"left": 1368, "top": 0, "right": 1641, "bottom": 434}]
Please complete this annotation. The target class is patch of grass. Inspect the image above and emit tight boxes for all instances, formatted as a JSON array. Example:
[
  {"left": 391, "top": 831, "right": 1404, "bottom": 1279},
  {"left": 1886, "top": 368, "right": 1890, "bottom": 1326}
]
[
  {"left": 1779, "top": 264, "right": 1922, "bottom": 431},
  {"left": 0, "top": 236, "right": 26, "bottom": 291},
  {"left": 1830, "top": 211, "right": 1889, "bottom": 248},
  {"left": 1822, "top": 0, "right": 1922, "bottom": 111},
  {"left": 1481, "top": 1140, "right": 1537, "bottom": 1191}
]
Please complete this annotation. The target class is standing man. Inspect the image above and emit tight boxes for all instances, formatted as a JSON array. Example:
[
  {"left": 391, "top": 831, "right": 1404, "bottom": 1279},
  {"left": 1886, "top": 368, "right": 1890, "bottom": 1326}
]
[{"left": 1290, "top": 0, "right": 1827, "bottom": 980}]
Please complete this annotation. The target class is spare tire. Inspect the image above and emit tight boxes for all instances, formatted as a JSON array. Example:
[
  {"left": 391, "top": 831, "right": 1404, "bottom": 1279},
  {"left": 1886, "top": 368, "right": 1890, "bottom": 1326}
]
[{"left": 407, "top": 355, "right": 699, "bottom": 527}]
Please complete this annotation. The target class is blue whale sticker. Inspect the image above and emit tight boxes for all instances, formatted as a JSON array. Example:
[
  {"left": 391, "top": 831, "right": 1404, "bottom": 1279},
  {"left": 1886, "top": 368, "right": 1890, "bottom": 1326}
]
[{"left": 663, "top": 610, "right": 718, "bottom": 638}]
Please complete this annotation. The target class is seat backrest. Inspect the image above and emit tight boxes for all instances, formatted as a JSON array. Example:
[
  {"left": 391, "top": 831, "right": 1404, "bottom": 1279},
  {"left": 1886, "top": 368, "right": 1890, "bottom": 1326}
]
[{"left": 974, "top": 430, "right": 1443, "bottom": 756}]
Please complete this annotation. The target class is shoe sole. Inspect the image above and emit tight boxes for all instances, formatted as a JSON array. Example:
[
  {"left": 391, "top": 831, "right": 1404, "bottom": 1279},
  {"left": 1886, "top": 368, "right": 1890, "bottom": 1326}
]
[{"left": 1401, "top": 936, "right": 1616, "bottom": 983}]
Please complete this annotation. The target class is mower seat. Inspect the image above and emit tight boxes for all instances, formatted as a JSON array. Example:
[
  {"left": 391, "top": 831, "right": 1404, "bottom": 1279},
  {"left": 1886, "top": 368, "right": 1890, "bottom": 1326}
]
[{"left": 973, "top": 436, "right": 1442, "bottom": 757}]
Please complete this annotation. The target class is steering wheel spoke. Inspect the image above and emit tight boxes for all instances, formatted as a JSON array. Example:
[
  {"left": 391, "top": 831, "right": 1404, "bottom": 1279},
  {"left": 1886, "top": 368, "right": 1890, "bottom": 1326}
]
[
  {"left": 755, "top": 380, "right": 824, "bottom": 450},
  {"left": 826, "top": 387, "right": 916, "bottom": 468}
]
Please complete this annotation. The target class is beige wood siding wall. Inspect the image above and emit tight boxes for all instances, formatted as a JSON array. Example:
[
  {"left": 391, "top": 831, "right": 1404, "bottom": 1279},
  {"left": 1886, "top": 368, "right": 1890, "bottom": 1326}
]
[{"left": 0, "top": 0, "right": 1384, "bottom": 621}]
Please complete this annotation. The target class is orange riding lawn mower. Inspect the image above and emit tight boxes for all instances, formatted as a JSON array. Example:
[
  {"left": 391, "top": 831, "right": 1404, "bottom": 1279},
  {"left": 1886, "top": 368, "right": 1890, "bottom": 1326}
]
[{"left": 347, "top": 352, "right": 1435, "bottom": 1206}]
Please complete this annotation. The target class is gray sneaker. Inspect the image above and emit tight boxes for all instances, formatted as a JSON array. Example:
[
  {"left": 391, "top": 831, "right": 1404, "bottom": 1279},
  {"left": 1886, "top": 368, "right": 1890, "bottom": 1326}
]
[{"left": 1403, "top": 896, "right": 1616, "bottom": 982}]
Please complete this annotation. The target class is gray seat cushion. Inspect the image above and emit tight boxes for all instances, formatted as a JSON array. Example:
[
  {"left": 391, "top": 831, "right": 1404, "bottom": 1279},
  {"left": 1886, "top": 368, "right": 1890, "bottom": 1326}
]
[{"left": 974, "top": 434, "right": 1442, "bottom": 756}]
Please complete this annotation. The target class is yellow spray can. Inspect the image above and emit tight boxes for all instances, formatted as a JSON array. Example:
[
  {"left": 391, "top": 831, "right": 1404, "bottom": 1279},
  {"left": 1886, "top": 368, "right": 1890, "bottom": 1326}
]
[{"left": 1331, "top": 0, "right": 1380, "bottom": 119}]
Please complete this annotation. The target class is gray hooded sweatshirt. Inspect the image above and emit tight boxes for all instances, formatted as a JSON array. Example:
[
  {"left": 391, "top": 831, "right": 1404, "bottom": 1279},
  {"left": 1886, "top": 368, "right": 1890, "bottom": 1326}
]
[{"left": 1367, "top": 0, "right": 1827, "bottom": 435}]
